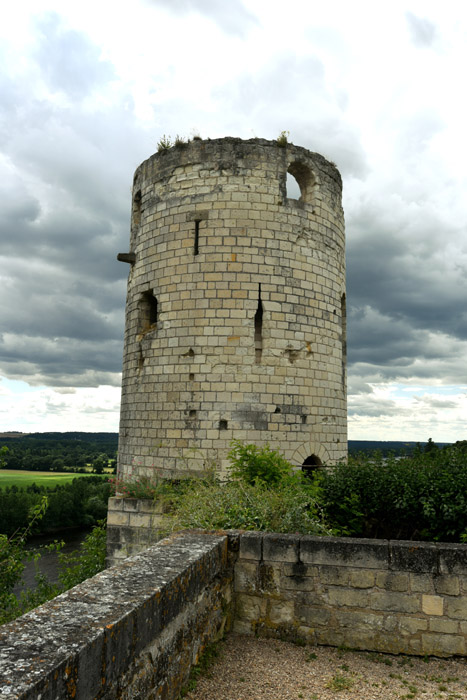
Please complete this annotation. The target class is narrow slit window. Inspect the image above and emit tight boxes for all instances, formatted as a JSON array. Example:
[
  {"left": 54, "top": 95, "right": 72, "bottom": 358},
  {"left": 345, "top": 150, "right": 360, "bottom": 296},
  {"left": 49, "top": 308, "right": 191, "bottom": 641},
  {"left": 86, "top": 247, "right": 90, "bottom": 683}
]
[
  {"left": 341, "top": 293, "right": 347, "bottom": 389},
  {"left": 194, "top": 220, "right": 200, "bottom": 256},
  {"left": 254, "top": 284, "right": 263, "bottom": 364}
]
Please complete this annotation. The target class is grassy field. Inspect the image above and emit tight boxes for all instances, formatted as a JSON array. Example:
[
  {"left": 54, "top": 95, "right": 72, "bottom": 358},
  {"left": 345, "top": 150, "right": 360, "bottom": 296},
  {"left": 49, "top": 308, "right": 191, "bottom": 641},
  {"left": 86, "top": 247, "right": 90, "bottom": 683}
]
[{"left": 0, "top": 470, "right": 109, "bottom": 489}]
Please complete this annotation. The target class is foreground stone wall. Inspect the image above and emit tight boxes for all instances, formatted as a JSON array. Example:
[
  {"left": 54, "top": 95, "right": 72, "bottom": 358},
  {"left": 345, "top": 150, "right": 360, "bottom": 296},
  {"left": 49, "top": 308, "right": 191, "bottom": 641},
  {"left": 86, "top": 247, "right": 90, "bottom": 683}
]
[
  {"left": 0, "top": 532, "right": 232, "bottom": 700},
  {"left": 2, "top": 531, "right": 467, "bottom": 699},
  {"left": 235, "top": 533, "right": 467, "bottom": 657}
]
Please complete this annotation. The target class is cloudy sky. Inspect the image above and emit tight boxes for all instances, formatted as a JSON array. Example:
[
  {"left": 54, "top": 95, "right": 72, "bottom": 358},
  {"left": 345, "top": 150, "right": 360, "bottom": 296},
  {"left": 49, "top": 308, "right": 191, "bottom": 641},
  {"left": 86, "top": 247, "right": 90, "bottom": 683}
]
[{"left": 0, "top": 0, "right": 466, "bottom": 442}]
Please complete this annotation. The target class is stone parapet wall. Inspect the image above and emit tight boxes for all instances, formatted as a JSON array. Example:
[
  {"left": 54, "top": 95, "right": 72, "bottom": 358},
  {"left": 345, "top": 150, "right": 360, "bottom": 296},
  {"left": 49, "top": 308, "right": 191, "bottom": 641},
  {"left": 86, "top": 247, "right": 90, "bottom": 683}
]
[
  {"left": 0, "top": 532, "right": 232, "bottom": 700},
  {"left": 234, "top": 533, "right": 467, "bottom": 657},
  {"left": 107, "top": 496, "right": 165, "bottom": 564},
  {"left": 2, "top": 531, "right": 467, "bottom": 699}
]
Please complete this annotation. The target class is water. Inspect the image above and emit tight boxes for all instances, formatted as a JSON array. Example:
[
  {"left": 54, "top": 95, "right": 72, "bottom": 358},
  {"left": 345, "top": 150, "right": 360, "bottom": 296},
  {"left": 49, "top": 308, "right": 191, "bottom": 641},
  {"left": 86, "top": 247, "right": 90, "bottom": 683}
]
[{"left": 13, "top": 528, "right": 90, "bottom": 594}]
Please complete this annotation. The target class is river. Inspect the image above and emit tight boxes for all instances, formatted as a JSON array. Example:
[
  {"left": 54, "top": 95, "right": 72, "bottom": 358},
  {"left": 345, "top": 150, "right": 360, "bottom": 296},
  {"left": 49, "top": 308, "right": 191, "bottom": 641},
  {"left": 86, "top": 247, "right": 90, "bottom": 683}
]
[{"left": 13, "top": 527, "right": 91, "bottom": 595}]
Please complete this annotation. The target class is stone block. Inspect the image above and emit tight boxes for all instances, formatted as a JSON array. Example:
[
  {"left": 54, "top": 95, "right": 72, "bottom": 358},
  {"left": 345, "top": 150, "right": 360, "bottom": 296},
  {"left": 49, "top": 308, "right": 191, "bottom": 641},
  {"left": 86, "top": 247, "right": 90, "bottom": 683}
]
[
  {"left": 445, "top": 597, "right": 467, "bottom": 620},
  {"left": 263, "top": 533, "right": 299, "bottom": 563},
  {"left": 434, "top": 575, "right": 460, "bottom": 596},
  {"left": 296, "top": 606, "right": 330, "bottom": 627},
  {"left": 234, "top": 560, "right": 259, "bottom": 593},
  {"left": 421, "top": 633, "right": 466, "bottom": 656},
  {"left": 335, "top": 609, "right": 384, "bottom": 631},
  {"left": 409, "top": 573, "right": 434, "bottom": 593},
  {"left": 348, "top": 570, "right": 375, "bottom": 589},
  {"left": 390, "top": 540, "right": 438, "bottom": 573},
  {"left": 399, "top": 616, "right": 428, "bottom": 634},
  {"left": 318, "top": 565, "right": 349, "bottom": 586},
  {"left": 375, "top": 572, "right": 409, "bottom": 591},
  {"left": 301, "top": 536, "right": 389, "bottom": 569},
  {"left": 238, "top": 531, "right": 262, "bottom": 561},
  {"left": 128, "top": 513, "right": 153, "bottom": 528},
  {"left": 235, "top": 593, "right": 267, "bottom": 622},
  {"left": 280, "top": 569, "right": 316, "bottom": 592},
  {"left": 107, "top": 510, "right": 130, "bottom": 527},
  {"left": 422, "top": 594, "right": 444, "bottom": 616},
  {"left": 438, "top": 543, "right": 467, "bottom": 574},
  {"left": 429, "top": 618, "right": 459, "bottom": 634},
  {"left": 328, "top": 588, "right": 369, "bottom": 608},
  {"left": 268, "top": 600, "right": 295, "bottom": 626},
  {"left": 369, "top": 590, "right": 420, "bottom": 614}
]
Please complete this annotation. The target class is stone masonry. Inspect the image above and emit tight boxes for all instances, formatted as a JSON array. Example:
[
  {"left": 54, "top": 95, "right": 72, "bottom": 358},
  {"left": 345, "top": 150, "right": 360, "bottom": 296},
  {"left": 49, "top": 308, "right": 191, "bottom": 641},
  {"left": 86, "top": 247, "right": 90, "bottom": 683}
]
[
  {"left": 116, "top": 137, "right": 346, "bottom": 482},
  {"left": 2, "top": 532, "right": 467, "bottom": 699}
]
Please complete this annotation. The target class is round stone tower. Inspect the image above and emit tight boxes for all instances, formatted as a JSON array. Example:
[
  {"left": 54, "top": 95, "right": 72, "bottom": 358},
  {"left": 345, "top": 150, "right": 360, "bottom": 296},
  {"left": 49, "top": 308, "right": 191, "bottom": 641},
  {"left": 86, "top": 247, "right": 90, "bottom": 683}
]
[{"left": 117, "top": 137, "right": 346, "bottom": 481}]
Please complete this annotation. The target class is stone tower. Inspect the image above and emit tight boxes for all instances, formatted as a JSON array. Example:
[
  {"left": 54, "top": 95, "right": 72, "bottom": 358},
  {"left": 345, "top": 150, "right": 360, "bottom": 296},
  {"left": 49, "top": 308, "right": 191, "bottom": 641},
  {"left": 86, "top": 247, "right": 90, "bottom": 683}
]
[{"left": 116, "top": 137, "right": 346, "bottom": 482}]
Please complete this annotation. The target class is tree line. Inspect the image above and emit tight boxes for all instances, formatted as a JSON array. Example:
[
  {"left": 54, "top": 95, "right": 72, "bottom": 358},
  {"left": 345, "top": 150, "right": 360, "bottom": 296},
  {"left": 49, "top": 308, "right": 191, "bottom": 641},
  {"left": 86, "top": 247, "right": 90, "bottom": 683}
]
[
  {"left": 0, "top": 432, "right": 118, "bottom": 473},
  {"left": 0, "top": 477, "right": 111, "bottom": 537}
]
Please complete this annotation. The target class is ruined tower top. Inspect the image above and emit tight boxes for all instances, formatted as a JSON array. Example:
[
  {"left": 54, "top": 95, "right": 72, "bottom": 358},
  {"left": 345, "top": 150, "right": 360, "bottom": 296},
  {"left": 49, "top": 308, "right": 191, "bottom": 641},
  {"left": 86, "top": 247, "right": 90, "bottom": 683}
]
[{"left": 117, "top": 137, "right": 346, "bottom": 480}]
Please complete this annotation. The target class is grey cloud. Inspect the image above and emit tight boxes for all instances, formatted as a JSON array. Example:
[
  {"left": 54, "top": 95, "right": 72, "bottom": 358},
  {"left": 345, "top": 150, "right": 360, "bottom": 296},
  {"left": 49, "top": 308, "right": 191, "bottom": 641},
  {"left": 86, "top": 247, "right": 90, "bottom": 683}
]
[
  {"left": 0, "top": 334, "right": 123, "bottom": 387},
  {"left": 405, "top": 12, "right": 439, "bottom": 48},
  {"left": 147, "top": 0, "right": 258, "bottom": 35},
  {"left": 347, "top": 376, "right": 374, "bottom": 395},
  {"left": 348, "top": 396, "right": 407, "bottom": 418},
  {"left": 413, "top": 395, "right": 458, "bottom": 410},
  {"left": 34, "top": 13, "right": 116, "bottom": 98},
  {"left": 213, "top": 52, "right": 368, "bottom": 178},
  {"left": 0, "top": 22, "right": 151, "bottom": 388}
]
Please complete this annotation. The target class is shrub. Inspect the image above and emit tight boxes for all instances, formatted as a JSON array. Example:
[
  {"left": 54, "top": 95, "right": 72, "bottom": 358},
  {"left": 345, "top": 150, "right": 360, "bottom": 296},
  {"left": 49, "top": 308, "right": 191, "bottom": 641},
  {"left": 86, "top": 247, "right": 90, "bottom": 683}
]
[
  {"left": 228, "top": 440, "right": 293, "bottom": 485},
  {"left": 320, "top": 445, "right": 467, "bottom": 541},
  {"left": 163, "top": 470, "right": 329, "bottom": 536}
]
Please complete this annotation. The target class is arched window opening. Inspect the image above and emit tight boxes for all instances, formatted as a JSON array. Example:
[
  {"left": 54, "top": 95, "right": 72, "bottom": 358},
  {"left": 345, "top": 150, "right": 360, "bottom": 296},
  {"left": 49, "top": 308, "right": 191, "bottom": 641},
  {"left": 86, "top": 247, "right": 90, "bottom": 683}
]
[
  {"left": 139, "top": 291, "right": 158, "bottom": 333},
  {"left": 286, "top": 172, "right": 301, "bottom": 200},
  {"left": 286, "top": 162, "right": 316, "bottom": 205},
  {"left": 254, "top": 284, "right": 263, "bottom": 364},
  {"left": 302, "top": 454, "right": 322, "bottom": 478},
  {"left": 341, "top": 293, "right": 347, "bottom": 390}
]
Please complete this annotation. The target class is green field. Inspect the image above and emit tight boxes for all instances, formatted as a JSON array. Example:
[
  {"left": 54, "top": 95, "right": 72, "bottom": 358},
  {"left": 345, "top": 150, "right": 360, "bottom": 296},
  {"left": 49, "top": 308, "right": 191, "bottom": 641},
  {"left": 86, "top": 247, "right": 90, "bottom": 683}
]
[{"left": 0, "top": 470, "right": 108, "bottom": 489}]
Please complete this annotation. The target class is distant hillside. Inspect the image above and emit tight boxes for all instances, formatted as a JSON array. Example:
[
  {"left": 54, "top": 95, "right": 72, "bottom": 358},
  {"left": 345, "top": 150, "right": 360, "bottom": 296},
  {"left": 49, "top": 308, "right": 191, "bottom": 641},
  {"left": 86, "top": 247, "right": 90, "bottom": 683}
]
[
  {"left": 0, "top": 432, "right": 118, "bottom": 471},
  {"left": 348, "top": 440, "right": 451, "bottom": 455}
]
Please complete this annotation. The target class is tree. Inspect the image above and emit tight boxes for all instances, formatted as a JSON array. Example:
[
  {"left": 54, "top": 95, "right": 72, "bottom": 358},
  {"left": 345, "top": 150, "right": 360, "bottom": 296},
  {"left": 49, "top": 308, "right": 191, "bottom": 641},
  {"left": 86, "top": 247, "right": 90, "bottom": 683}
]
[
  {"left": 92, "top": 454, "right": 107, "bottom": 474},
  {"left": 424, "top": 438, "right": 438, "bottom": 454}
]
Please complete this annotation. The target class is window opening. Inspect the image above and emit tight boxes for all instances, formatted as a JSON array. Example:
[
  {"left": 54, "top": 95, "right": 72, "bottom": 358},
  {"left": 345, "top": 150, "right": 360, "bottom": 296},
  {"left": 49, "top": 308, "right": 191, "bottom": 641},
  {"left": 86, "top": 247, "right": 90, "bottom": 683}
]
[
  {"left": 254, "top": 284, "right": 263, "bottom": 364},
  {"left": 219, "top": 419, "right": 228, "bottom": 430},
  {"left": 302, "top": 454, "right": 322, "bottom": 478},
  {"left": 189, "top": 373, "right": 195, "bottom": 381},
  {"left": 194, "top": 220, "right": 200, "bottom": 256},
  {"left": 139, "top": 291, "right": 158, "bottom": 333},
  {"left": 133, "top": 190, "right": 142, "bottom": 228},
  {"left": 286, "top": 162, "right": 316, "bottom": 205},
  {"left": 137, "top": 345, "right": 144, "bottom": 373},
  {"left": 341, "top": 293, "right": 347, "bottom": 389},
  {"left": 286, "top": 172, "right": 301, "bottom": 200}
]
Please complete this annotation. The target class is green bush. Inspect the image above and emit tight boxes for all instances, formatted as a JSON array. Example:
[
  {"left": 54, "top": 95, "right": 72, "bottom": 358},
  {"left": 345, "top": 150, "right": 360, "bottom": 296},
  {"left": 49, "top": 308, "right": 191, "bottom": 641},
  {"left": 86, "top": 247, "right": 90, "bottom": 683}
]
[
  {"left": 319, "top": 444, "right": 467, "bottom": 541},
  {"left": 228, "top": 440, "right": 293, "bottom": 485},
  {"left": 58, "top": 521, "right": 107, "bottom": 590},
  {"left": 162, "top": 443, "right": 329, "bottom": 536}
]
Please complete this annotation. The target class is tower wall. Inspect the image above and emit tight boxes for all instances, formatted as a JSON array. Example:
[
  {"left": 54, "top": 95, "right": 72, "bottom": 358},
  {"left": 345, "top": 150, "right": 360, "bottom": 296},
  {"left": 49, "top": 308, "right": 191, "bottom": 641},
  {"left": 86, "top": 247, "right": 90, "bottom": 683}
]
[{"left": 117, "top": 137, "right": 346, "bottom": 480}]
